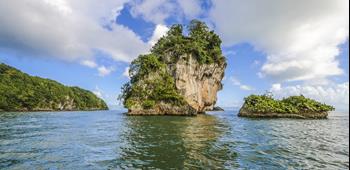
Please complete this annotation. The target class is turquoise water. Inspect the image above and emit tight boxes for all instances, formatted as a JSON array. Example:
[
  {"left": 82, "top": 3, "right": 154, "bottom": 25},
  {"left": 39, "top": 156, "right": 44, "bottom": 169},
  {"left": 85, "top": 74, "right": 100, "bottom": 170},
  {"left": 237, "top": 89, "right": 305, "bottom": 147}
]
[{"left": 0, "top": 111, "right": 348, "bottom": 169}]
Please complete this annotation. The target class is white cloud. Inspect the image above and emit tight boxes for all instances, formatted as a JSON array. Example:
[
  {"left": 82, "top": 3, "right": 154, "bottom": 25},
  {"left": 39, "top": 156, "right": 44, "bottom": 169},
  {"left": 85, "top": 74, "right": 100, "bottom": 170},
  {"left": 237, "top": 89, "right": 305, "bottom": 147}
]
[
  {"left": 148, "top": 24, "right": 169, "bottom": 46},
  {"left": 210, "top": 0, "right": 349, "bottom": 83},
  {"left": 177, "top": 0, "right": 203, "bottom": 19},
  {"left": 123, "top": 66, "right": 130, "bottom": 79},
  {"left": 230, "top": 76, "right": 254, "bottom": 91},
  {"left": 240, "top": 85, "right": 253, "bottom": 91},
  {"left": 92, "top": 86, "right": 103, "bottom": 99},
  {"left": 129, "top": 0, "right": 175, "bottom": 24},
  {"left": 128, "top": 0, "right": 204, "bottom": 24},
  {"left": 0, "top": 0, "right": 149, "bottom": 64},
  {"left": 270, "top": 82, "right": 349, "bottom": 111},
  {"left": 81, "top": 60, "right": 98, "bottom": 68},
  {"left": 223, "top": 49, "right": 237, "bottom": 56},
  {"left": 271, "top": 83, "right": 282, "bottom": 91},
  {"left": 98, "top": 66, "right": 114, "bottom": 77}
]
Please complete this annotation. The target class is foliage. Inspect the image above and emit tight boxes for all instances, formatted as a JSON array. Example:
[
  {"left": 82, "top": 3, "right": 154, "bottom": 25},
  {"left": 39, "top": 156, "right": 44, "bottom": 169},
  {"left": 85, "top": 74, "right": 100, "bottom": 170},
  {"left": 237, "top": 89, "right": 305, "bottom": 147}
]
[
  {"left": 142, "top": 100, "right": 156, "bottom": 109},
  {"left": 119, "top": 20, "right": 225, "bottom": 110},
  {"left": 243, "top": 94, "right": 335, "bottom": 114},
  {"left": 0, "top": 63, "right": 108, "bottom": 112},
  {"left": 151, "top": 20, "right": 225, "bottom": 64},
  {"left": 118, "top": 54, "right": 185, "bottom": 110},
  {"left": 281, "top": 96, "right": 335, "bottom": 112},
  {"left": 129, "top": 54, "right": 165, "bottom": 83}
]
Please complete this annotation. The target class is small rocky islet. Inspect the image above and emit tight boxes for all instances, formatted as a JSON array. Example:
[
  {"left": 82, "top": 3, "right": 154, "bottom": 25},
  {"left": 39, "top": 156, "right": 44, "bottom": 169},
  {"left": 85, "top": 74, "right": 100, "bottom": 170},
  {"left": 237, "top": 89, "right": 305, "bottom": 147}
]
[
  {"left": 0, "top": 63, "right": 108, "bottom": 112},
  {"left": 119, "top": 20, "right": 227, "bottom": 116},
  {"left": 238, "top": 94, "right": 335, "bottom": 119}
]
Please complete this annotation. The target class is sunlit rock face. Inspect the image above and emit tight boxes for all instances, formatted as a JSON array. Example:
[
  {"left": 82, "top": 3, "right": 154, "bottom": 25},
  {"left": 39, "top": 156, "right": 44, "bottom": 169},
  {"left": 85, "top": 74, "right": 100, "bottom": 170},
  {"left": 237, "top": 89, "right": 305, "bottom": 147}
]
[{"left": 167, "top": 54, "right": 226, "bottom": 113}]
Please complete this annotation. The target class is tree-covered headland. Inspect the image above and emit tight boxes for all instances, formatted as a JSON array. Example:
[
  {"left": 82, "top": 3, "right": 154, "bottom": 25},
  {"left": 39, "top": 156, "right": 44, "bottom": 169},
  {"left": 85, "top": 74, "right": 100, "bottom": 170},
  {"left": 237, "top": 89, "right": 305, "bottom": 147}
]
[{"left": 0, "top": 63, "right": 108, "bottom": 112}]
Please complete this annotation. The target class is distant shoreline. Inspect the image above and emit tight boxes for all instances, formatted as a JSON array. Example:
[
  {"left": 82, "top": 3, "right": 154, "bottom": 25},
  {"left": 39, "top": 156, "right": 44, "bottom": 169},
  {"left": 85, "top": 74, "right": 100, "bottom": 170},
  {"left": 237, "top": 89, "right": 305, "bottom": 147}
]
[{"left": 0, "top": 108, "right": 109, "bottom": 113}]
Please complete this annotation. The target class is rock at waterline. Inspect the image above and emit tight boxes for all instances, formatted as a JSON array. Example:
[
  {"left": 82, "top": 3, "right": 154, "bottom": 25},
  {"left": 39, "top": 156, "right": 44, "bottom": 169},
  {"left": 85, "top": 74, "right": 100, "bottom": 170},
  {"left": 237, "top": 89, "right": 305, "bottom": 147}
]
[{"left": 211, "top": 106, "right": 225, "bottom": 111}]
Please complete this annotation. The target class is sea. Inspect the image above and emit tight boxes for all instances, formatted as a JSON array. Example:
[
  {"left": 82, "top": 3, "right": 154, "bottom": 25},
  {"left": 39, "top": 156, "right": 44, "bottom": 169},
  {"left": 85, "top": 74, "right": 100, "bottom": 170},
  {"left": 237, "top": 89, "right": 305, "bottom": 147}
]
[{"left": 0, "top": 110, "right": 348, "bottom": 169}]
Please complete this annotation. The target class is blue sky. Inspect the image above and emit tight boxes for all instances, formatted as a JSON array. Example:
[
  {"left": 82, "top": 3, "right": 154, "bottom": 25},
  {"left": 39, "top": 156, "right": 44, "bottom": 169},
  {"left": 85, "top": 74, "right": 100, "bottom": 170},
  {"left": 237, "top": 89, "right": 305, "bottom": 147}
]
[{"left": 0, "top": 0, "right": 349, "bottom": 111}]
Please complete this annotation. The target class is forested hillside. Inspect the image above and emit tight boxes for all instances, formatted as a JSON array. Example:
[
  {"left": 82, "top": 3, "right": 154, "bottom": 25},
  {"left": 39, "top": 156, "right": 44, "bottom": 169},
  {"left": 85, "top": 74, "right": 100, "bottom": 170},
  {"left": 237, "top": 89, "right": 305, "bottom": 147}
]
[{"left": 0, "top": 63, "right": 108, "bottom": 112}]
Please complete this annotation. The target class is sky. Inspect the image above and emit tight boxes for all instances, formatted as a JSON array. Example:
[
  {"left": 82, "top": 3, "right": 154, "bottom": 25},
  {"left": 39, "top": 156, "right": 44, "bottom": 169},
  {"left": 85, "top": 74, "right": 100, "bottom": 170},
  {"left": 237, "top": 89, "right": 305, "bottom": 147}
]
[{"left": 0, "top": 0, "right": 349, "bottom": 111}]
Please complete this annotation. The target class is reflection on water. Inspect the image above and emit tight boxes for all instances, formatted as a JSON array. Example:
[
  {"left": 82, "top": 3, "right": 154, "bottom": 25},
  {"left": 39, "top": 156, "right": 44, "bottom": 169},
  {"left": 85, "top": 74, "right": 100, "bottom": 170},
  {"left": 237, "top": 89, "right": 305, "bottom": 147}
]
[
  {"left": 181, "top": 115, "right": 238, "bottom": 169},
  {"left": 112, "top": 115, "right": 237, "bottom": 169},
  {"left": 0, "top": 111, "right": 349, "bottom": 169}
]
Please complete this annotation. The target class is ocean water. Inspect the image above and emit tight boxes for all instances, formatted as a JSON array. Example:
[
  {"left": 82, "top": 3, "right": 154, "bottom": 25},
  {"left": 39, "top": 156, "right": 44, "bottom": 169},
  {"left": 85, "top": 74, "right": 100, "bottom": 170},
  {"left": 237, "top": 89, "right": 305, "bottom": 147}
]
[{"left": 0, "top": 110, "right": 348, "bottom": 169}]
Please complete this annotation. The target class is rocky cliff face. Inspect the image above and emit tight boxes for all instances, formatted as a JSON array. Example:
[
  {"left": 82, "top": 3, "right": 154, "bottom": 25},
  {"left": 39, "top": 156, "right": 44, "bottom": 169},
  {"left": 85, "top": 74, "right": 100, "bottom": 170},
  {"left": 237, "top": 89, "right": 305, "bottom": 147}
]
[
  {"left": 166, "top": 54, "right": 226, "bottom": 113},
  {"left": 124, "top": 54, "right": 226, "bottom": 115}
]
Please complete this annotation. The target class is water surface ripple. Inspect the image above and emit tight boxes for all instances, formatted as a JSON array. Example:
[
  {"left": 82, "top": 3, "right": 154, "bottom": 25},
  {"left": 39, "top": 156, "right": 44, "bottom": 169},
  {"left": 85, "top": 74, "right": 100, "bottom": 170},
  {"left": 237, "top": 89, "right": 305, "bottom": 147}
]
[{"left": 0, "top": 111, "right": 348, "bottom": 169}]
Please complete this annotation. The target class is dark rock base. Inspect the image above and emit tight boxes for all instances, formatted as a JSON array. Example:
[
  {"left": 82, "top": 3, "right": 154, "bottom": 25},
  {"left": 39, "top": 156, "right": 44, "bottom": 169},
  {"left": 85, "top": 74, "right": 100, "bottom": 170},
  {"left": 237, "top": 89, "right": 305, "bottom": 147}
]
[
  {"left": 238, "top": 111, "right": 328, "bottom": 119},
  {"left": 211, "top": 106, "right": 225, "bottom": 111},
  {"left": 127, "top": 104, "right": 197, "bottom": 116}
]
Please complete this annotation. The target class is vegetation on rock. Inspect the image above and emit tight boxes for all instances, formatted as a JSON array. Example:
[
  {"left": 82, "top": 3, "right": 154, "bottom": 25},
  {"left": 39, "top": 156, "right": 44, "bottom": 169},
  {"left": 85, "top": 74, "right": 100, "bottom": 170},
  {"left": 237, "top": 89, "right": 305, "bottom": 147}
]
[
  {"left": 119, "top": 20, "right": 225, "bottom": 112},
  {"left": 119, "top": 54, "right": 185, "bottom": 110},
  {"left": 240, "top": 94, "right": 335, "bottom": 116},
  {"left": 151, "top": 20, "right": 225, "bottom": 65},
  {"left": 0, "top": 63, "right": 108, "bottom": 112}
]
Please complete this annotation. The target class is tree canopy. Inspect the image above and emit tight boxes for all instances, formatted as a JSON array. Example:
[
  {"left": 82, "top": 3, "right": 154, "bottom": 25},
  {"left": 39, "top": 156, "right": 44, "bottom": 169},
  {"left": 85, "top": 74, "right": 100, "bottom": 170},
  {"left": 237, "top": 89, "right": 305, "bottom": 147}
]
[
  {"left": 0, "top": 63, "right": 108, "bottom": 112},
  {"left": 151, "top": 19, "right": 225, "bottom": 64}
]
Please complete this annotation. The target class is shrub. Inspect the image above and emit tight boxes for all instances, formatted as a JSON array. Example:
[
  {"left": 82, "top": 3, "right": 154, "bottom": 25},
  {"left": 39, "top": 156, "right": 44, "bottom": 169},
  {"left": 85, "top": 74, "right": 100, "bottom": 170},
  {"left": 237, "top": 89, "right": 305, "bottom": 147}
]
[
  {"left": 243, "top": 94, "right": 334, "bottom": 114},
  {"left": 151, "top": 20, "right": 225, "bottom": 64},
  {"left": 142, "top": 100, "right": 156, "bottom": 109}
]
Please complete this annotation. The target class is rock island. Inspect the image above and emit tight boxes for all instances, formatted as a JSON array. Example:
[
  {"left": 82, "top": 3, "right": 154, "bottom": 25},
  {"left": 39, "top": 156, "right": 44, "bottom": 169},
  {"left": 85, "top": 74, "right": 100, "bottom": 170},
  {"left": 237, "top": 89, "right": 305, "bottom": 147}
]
[
  {"left": 119, "top": 20, "right": 227, "bottom": 115},
  {"left": 238, "top": 94, "right": 335, "bottom": 119}
]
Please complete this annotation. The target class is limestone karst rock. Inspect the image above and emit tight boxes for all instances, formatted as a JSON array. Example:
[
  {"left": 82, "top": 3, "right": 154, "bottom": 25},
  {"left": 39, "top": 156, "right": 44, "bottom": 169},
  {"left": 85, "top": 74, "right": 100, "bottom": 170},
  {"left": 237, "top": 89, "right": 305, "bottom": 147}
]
[
  {"left": 119, "top": 20, "right": 226, "bottom": 115},
  {"left": 166, "top": 54, "right": 226, "bottom": 113}
]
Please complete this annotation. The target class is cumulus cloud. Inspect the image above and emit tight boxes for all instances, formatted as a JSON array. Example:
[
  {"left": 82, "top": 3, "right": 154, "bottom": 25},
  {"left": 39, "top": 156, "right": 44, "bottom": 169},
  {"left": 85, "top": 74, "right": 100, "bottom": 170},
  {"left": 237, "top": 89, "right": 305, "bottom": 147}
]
[
  {"left": 230, "top": 76, "right": 254, "bottom": 91},
  {"left": 148, "top": 24, "right": 169, "bottom": 46},
  {"left": 92, "top": 86, "right": 104, "bottom": 99},
  {"left": 210, "top": 0, "right": 349, "bottom": 82},
  {"left": 98, "top": 66, "right": 114, "bottom": 77},
  {"left": 81, "top": 60, "right": 98, "bottom": 68},
  {"left": 177, "top": 0, "right": 203, "bottom": 19},
  {"left": 0, "top": 0, "right": 149, "bottom": 64},
  {"left": 129, "top": 0, "right": 176, "bottom": 24},
  {"left": 128, "top": 0, "right": 204, "bottom": 24},
  {"left": 270, "top": 82, "right": 349, "bottom": 111}
]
